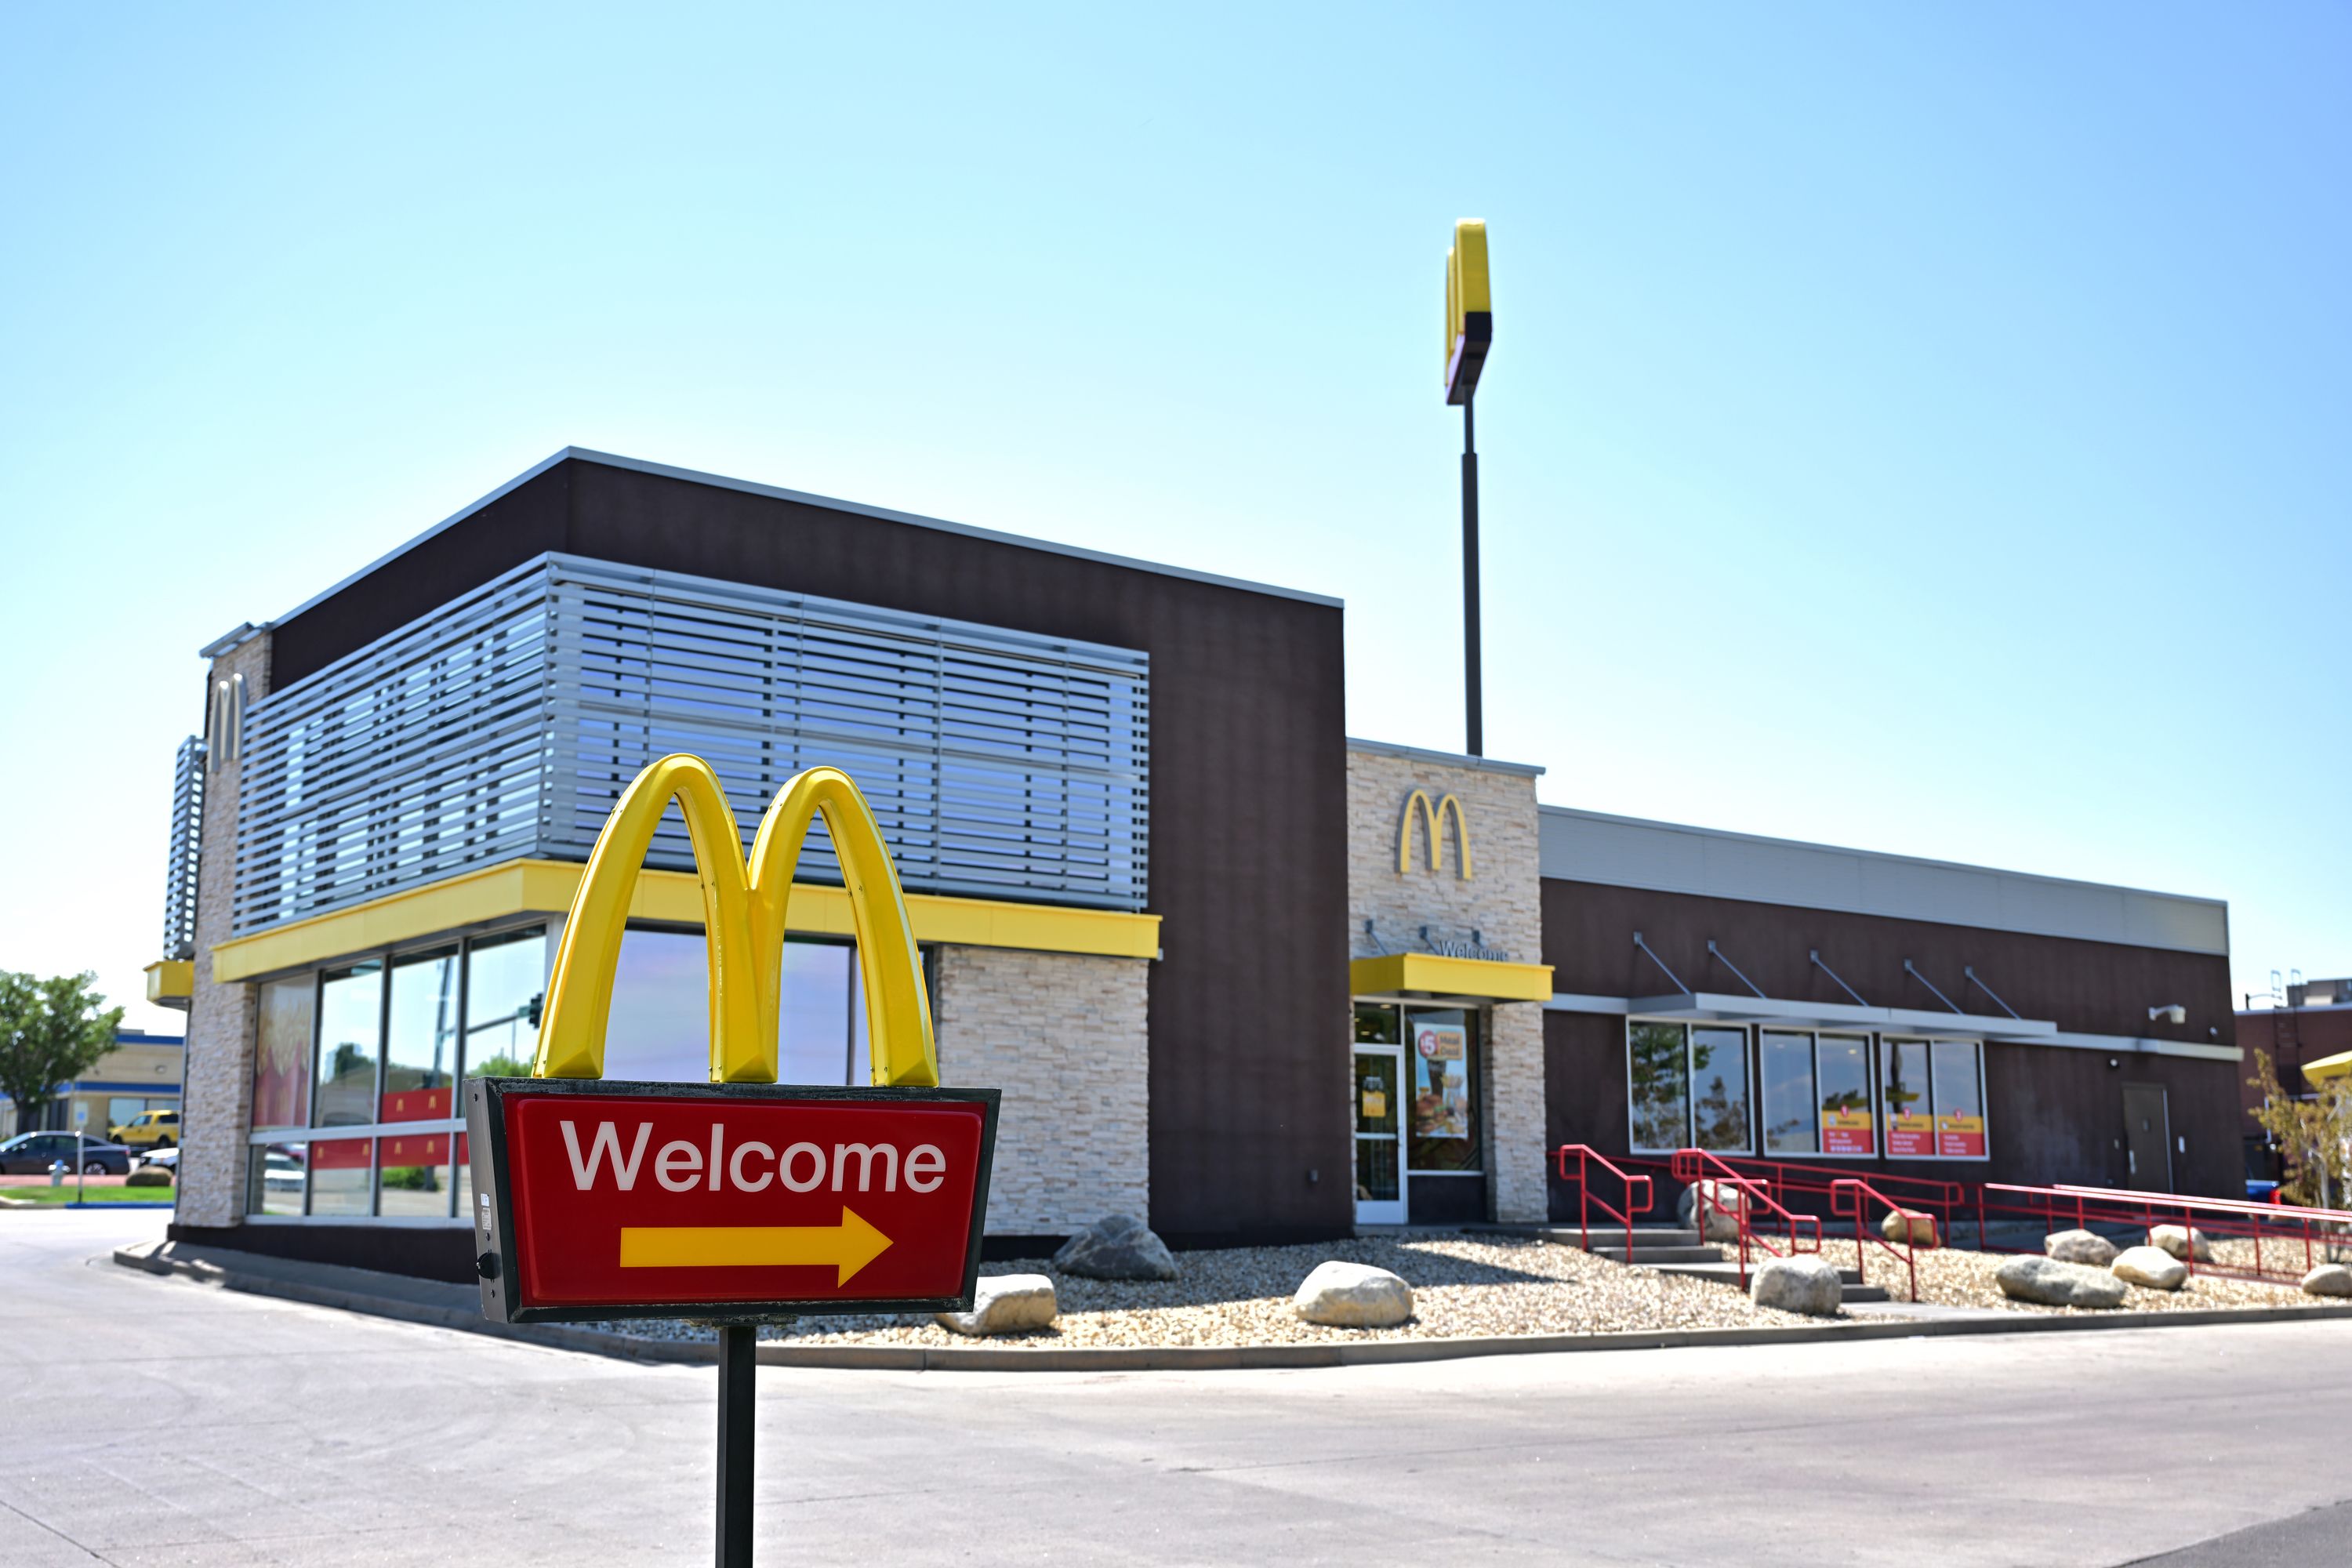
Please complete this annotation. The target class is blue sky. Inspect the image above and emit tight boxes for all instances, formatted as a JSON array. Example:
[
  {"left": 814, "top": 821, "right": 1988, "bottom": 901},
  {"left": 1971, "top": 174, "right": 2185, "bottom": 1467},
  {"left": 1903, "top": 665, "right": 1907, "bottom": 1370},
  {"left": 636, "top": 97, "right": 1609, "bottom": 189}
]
[{"left": 2, "top": 5, "right": 2344, "bottom": 1030}]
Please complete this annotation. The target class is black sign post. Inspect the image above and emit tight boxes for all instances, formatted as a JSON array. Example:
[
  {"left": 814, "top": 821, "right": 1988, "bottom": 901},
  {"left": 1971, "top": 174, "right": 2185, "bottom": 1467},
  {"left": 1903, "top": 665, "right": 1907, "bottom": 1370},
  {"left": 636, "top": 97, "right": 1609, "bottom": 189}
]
[{"left": 717, "top": 1324, "right": 757, "bottom": 1568}]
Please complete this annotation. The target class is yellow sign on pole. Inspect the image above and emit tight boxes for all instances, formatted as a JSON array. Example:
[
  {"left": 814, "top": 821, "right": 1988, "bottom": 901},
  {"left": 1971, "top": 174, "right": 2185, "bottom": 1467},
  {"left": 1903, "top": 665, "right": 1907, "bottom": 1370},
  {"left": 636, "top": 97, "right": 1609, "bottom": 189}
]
[{"left": 1444, "top": 219, "right": 1493, "bottom": 405}]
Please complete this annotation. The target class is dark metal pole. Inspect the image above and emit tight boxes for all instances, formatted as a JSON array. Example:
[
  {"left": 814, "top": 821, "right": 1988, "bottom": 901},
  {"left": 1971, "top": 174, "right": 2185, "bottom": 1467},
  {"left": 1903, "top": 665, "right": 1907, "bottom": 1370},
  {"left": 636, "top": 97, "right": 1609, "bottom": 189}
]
[
  {"left": 716, "top": 1324, "right": 756, "bottom": 1568},
  {"left": 1461, "top": 396, "right": 1483, "bottom": 757}
]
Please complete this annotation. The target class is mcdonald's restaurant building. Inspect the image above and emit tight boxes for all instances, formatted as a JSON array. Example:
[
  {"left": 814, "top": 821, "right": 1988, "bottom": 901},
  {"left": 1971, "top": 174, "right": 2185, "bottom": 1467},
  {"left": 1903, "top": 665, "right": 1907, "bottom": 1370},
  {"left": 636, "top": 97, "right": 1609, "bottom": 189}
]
[{"left": 150, "top": 450, "right": 2245, "bottom": 1281}]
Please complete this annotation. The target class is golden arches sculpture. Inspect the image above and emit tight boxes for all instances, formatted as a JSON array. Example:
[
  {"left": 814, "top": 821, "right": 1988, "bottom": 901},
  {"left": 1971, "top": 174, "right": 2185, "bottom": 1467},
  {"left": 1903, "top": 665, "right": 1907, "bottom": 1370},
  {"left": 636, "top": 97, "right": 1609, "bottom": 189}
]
[
  {"left": 1397, "top": 788, "right": 1474, "bottom": 880},
  {"left": 532, "top": 756, "right": 939, "bottom": 1088}
]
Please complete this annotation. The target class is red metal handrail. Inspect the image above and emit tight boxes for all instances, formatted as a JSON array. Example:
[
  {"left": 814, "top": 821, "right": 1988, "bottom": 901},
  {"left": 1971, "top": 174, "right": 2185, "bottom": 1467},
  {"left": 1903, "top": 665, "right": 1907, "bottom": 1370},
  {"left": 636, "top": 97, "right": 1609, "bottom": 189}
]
[
  {"left": 1828, "top": 1176, "right": 1922, "bottom": 1301},
  {"left": 1670, "top": 1147, "right": 1822, "bottom": 1286},
  {"left": 1978, "top": 1181, "right": 2352, "bottom": 1288},
  {"left": 1553, "top": 1144, "right": 1657, "bottom": 1263}
]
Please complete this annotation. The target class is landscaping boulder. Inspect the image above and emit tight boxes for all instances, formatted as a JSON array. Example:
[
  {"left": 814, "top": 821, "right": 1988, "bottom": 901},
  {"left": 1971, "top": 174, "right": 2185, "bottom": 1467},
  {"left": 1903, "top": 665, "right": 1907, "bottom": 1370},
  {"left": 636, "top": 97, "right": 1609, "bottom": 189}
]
[
  {"left": 935, "top": 1274, "right": 1058, "bottom": 1337},
  {"left": 1052, "top": 1214, "right": 1178, "bottom": 1280},
  {"left": 1678, "top": 1179, "right": 1751, "bottom": 1242},
  {"left": 2301, "top": 1263, "right": 2352, "bottom": 1298},
  {"left": 2110, "top": 1245, "right": 2187, "bottom": 1291},
  {"left": 2045, "top": 1229, "right": 2118, "bottom": 1267},
  {"left": 1881, "top": 1209, "right": 1939, "bottom": 1248},
  {"left": 125, "top": 1167, "right": 172, "bottom": 1189},
  {"left": 2148, "top": 1225, "right": 2214, "bottom": 1263},
  {"left": 1994, "top": 1254, "right": 2128, "bottom": 1309},
  {"left": 1293, "top": 1261, "right": 1414, "bottom": 1327},
  {"left": 1750, "top": 1255, "right": 1842, "bottom": 1317}
]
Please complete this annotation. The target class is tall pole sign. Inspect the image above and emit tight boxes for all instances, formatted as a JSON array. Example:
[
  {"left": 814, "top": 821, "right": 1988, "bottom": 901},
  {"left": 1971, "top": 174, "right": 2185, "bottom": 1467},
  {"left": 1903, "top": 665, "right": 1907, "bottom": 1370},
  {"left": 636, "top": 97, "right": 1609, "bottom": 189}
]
[
  {"left": 466, "top": 755, "right": 999, "bottom": 1568},
  {"left": 1443, "top": 220, "right": 1493, "bottom": 756}
]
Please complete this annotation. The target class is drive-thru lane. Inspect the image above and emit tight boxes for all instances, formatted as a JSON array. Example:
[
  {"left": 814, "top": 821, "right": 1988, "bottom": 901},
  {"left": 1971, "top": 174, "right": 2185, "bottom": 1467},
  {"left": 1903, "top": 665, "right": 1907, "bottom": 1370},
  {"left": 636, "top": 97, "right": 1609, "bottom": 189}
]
[{"left": 5, "top": 1209, "right": 2347, "bottom": 1566}]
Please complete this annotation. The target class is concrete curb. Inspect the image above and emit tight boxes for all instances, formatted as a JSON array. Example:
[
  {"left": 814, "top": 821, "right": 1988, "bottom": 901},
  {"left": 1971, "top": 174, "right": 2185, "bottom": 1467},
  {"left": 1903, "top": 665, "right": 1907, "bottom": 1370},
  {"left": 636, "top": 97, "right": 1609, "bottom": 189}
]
[
  {"left": 112, "top": 1240, "right": 716, "bottom": 1367},
  {"left": 112, "top": 1239, "right": 2352, "bottom": 1373}
]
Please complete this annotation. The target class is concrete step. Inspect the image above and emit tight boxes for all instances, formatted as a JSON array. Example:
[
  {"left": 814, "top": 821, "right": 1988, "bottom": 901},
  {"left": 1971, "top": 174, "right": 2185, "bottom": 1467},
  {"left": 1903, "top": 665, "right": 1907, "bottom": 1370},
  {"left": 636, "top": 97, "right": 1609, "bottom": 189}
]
[
  {"left": 1650, "top": 1258, "right": 1891, "bottom": 1304},
  {"left": 1539, "top": 1226, "right": 1699, "bottom": 1249}
]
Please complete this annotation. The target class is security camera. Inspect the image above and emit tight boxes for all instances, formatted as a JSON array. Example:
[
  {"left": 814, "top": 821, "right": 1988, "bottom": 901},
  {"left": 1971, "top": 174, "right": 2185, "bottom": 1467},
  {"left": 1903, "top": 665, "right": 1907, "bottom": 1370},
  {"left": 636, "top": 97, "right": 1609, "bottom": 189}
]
[{"left": 2148, "top": 1004, "right": 2187, "bottom": 1025}]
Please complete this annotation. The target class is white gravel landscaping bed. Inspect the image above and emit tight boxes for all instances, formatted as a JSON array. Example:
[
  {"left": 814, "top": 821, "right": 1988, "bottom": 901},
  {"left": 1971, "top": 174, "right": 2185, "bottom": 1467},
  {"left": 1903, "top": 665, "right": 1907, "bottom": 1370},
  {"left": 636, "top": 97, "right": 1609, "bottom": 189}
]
[
  {"left": 1766, "top": 1237, "right": 2330, "bottom": 1314},
  {"left": 584, "top": 1232, "right": 1842, "bottom": 1348}
]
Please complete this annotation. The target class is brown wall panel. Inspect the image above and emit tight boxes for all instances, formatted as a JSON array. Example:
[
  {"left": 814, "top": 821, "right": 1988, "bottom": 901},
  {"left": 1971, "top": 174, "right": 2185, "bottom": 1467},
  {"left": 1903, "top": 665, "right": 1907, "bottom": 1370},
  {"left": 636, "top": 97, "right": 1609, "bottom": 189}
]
[
  {"left": 1542, "top": 880, "right": 2233, "bottom": 1051},
  {"left": 267, "top": 456, "right": 1356, "bottom": 1246},
  {"left": 1541, "top": 880, "right": 2244, "bottom": 1206}
]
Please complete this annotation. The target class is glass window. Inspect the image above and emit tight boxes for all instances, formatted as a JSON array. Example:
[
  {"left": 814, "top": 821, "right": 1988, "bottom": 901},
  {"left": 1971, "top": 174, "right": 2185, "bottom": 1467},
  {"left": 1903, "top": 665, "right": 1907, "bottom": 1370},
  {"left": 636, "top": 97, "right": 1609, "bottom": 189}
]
[
  {"left": 252, "top": 975, "right": 314, "bottom": 1131},
  {"left": 1932, "top": 1040, "right": 1987, "bottom": 1158},
  {"left": 1628, "top": 1022, "right": 1690, "bottom": 1152},
  {"left": 1353, "top": 1052, "right": 1399, "bottom": 1204},
  {"left": 1353, "top": 1004, "right": 1401, "bottom": 1046},
  {"left": 1759, "top": 1032, "right": 1817, "bottom": 1155},
  {"left": 779, "top": 942, "right": 853, "bottom": 1088},
  {"left": 313, "top": 963, "right": 383, "bottom": 1129},
  {"left": 380, "top": 949, "right": 458, "bottom": 1217},
  {"left": 107, "top": 1097, "right": 145, "bottom": 1131},
  {"left": 461, "top": 927, "right": 546, "bottom": 1080},
  {"left": 1882, "top": 1039, "right": 1933, "bottom": 1158},
  {"left": 1405, "top": 1009, "right": 1479, "bottom": 1172},
  {"left": 1818, "top": 1036, "right": 1875, "bottom": 1155},
  {"left": 602, "top": 929, "right": 713, "bottom": 1083},
  {"left": 457, "top": 927, "right": 548, "bottom": 1218},
  {"left": 1690, "top": 1026, "right": 1751, "bottom": 1152},
  {"left": 307, "top": 1136, "right": 372, "bottom": 1217}
]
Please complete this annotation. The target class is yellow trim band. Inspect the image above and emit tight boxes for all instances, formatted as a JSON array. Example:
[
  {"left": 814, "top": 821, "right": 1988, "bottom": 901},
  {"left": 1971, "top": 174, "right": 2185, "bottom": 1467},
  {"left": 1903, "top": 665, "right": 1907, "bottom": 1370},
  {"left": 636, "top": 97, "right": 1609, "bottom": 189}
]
[
  {"left": 211, "top": 858, "right": 1160, "bottom": 984},
  {"left": 1350, "top": 952, "right": 1552, "bottom": 1004}
]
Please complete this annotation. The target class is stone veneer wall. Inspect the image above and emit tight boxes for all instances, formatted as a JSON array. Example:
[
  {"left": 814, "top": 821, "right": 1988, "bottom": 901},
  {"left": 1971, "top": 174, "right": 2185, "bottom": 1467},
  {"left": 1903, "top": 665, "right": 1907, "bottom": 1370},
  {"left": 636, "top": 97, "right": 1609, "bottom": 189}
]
[
  {"left": 177, "top": 633, "right": 271, "bottom": 1229},
  {"left": 1346, "top": 745, "right": 1548, "bottom": 1225},
  {"left": 932, "top": 945, "right": 1149, "bottom": 1235}
]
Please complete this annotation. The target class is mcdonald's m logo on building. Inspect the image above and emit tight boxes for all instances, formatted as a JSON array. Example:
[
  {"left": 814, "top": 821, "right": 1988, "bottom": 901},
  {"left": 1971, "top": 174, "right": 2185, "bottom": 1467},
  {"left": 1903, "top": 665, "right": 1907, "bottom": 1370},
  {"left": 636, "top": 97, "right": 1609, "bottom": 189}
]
[
  {"left": 1398, "top": 789, "right": 1473, "bottom": 880},
  {"left": 466, "top": 753, "right": 1000, "bottom": 1325}
]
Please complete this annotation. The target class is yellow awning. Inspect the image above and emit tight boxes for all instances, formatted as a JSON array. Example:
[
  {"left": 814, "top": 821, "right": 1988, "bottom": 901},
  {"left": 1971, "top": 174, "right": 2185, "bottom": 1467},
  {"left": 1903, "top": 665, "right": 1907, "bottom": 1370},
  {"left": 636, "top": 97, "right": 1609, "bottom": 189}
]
[
  {"left": 1349, "top": 952, "right": 1552, "bottom": 1004},
  {"left": 144, "top": 960, "right": 193, "bottom": 1004},
  {"left": 2303, "top": 1049, "right": 2352, "bottom": 1083},
  {"left": 210, "top": 858, "right": 1160, "bottom": 982}
]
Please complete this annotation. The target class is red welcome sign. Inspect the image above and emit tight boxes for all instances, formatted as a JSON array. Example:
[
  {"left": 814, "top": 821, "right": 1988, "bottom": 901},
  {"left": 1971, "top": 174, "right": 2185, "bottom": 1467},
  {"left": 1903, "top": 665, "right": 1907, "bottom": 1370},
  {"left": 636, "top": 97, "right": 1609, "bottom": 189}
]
[{"left": 466, "top": 1078, "right": 1000, "bottom": 1323}]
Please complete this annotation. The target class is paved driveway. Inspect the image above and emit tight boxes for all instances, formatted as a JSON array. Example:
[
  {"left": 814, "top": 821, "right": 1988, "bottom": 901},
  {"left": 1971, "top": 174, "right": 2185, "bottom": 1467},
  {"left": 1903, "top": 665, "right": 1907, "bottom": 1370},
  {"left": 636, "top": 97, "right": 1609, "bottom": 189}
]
[{"left": 5, "top": 1208, "right": 2349, "bottom": 1566}]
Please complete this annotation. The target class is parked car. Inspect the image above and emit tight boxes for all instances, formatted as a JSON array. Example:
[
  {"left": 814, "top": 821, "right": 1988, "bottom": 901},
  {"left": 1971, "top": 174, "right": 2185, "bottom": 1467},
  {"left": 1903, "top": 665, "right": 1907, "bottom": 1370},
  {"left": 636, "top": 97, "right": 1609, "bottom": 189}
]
[
  {"left": 260, "top": 1151, "right": 304, "bottom": 1195},
  {"left": 136, "top": 1145, "right": 181, "bottom": 1173},
  {"left": 0, "top": 1132, "right": 132, "bottom": 1176},
  {"left": 109, "top": 1109, "right": 180, "bottom": 1149}
]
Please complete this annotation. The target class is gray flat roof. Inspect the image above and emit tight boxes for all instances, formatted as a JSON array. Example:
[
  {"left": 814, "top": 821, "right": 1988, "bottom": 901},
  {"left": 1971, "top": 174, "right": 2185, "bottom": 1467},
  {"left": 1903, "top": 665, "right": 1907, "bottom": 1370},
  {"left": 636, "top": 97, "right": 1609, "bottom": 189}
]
[
  {"left": 257, "top": 447, "right": 1342, "bottom": 640},
  {"left": 1540, "top": 804, "right": 2230, "bottom": 956}
]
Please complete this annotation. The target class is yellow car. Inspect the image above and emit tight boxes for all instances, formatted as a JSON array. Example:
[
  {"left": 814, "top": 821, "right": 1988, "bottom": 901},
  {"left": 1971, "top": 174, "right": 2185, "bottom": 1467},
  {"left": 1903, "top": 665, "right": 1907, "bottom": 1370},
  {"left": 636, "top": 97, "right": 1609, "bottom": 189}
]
[{"left": 109, "top": 1109, "right": 180, "bottom": 1149}]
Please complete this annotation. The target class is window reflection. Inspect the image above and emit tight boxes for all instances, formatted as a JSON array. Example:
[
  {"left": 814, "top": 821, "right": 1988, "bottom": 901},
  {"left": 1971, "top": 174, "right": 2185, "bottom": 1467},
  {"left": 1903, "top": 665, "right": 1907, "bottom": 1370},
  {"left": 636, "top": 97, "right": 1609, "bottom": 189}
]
[
  {"left": 461, "top": 928, "right": 545, "bottom": 1080},
  {"left": 380, "top": 949, "right": 457, "bottom": 1217},
  {"left": 313, "top": 964, "right": 382, "bottom": 1128},
  {"left": 1759, "top": 1032, "right": 1816, "bottom": 1154},
  {"left": 1628, "top": 1022, "right": 1690, "bottom": 1152}
]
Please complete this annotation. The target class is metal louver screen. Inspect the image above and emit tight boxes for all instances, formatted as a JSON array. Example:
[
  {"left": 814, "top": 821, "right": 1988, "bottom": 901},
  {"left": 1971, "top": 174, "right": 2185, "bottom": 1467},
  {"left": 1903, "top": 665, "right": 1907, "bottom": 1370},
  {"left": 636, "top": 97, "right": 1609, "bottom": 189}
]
[
  {"left": 232, "top": 554, "right": 1149, "bottom": 933},
  {"left": 162, "top": 735, "right": 205, "bottom": 960}
]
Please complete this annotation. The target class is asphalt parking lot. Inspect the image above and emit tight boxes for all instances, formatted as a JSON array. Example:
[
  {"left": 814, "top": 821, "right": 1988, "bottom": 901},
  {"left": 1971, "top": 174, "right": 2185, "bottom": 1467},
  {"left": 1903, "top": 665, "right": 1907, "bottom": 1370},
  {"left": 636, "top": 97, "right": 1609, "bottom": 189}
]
[{"left": 6, "top": 1207, "right": 2349, "bottom": 1566}]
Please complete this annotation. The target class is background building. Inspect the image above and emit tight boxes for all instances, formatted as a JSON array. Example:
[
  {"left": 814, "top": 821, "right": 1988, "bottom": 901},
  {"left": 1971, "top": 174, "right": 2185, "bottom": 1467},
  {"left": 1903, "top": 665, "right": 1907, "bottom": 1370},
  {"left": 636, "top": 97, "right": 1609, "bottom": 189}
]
[
  {"left": 2236, "top": 975, "right": 2352, "bottom": 1182},
  {"left": 0, "top": 1028, "right": 183, "bottom": 1139}
]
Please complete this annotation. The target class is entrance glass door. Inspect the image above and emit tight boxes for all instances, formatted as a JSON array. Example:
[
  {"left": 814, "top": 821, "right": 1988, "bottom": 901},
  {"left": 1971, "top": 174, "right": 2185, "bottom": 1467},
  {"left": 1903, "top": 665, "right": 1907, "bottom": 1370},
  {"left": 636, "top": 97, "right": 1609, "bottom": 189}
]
[{"left": 1354, "top": 1048, "right": 1405, "bottom": 1224}]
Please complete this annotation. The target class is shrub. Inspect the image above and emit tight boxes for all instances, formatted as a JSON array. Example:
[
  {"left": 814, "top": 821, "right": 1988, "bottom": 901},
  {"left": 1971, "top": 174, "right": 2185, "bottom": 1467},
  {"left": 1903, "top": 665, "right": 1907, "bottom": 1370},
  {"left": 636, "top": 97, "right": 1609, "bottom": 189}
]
[{"left": 125, "top": 1166, "right": 172, "bottom": 1188}]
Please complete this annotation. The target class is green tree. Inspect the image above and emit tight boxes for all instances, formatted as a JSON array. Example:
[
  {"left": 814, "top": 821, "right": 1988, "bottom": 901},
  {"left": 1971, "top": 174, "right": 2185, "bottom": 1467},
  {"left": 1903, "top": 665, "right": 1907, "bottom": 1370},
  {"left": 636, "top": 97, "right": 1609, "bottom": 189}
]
[
  {"left": 0, "top": 971, "right": 125, "bottom": 1138},
  {"left": 2248, "top": 1051, "right": 2352, "bottom": 1214}
]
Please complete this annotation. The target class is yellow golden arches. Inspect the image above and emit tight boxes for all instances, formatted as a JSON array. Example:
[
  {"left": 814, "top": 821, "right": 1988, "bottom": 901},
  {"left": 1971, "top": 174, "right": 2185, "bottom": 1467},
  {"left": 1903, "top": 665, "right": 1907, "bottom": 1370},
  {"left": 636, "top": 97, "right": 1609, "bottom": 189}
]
[
  {"left": 1396, "top": 789, "right": 1474, "bottom": 880},
  {"left": 532, "top": 756, "right": 940, "bottom": 1089}
]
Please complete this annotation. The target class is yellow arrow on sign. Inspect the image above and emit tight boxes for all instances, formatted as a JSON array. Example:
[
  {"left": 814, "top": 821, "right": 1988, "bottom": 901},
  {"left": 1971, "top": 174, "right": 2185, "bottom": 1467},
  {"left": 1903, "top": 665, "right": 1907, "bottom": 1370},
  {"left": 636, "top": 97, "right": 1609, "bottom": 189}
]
[{"left": 617, "top": 1207, "right": 895, "bottom": 1286}]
